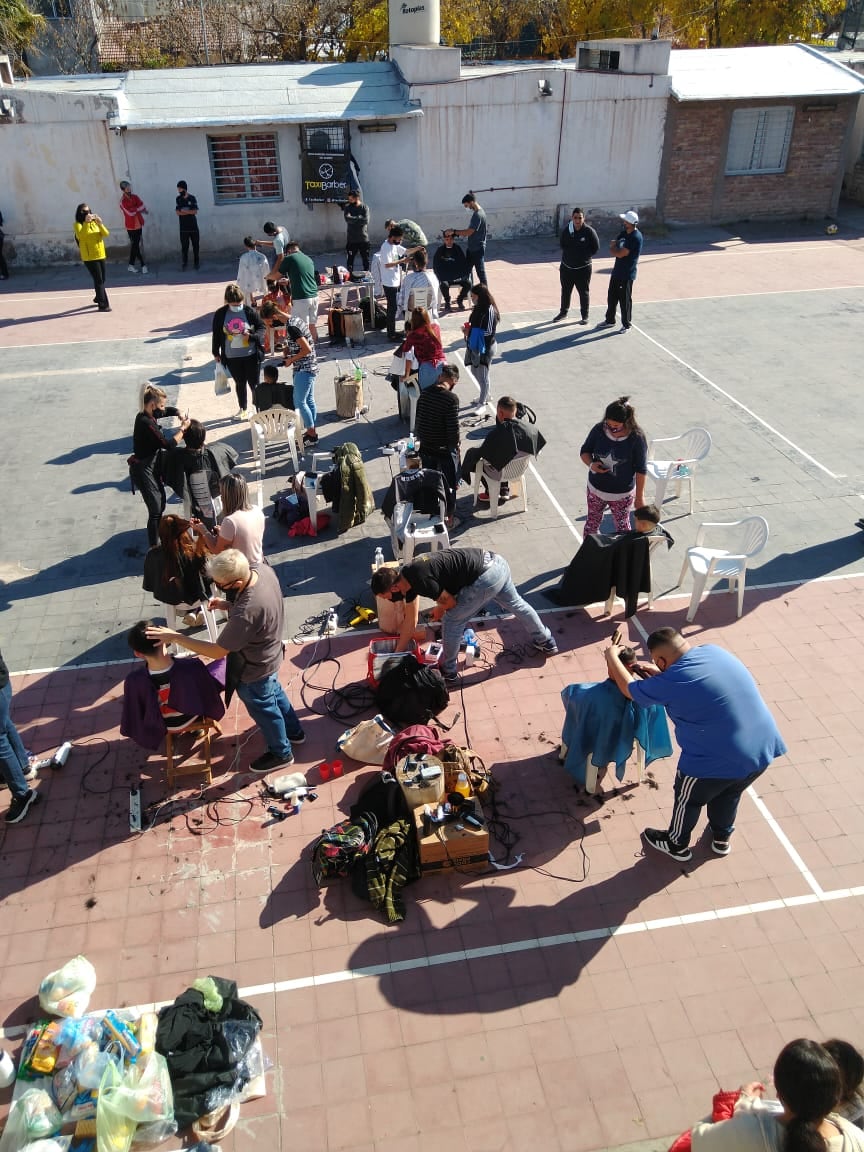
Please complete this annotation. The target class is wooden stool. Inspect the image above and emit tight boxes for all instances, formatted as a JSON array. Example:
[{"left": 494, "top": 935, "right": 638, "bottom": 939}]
[{"left": 165, "top": 718, "right": 222, "bottom": 788}]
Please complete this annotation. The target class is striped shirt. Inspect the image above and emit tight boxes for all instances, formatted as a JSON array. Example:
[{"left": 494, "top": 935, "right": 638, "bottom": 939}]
[{"left": 414, "top": 385, "right": 460, "bottom": 452}]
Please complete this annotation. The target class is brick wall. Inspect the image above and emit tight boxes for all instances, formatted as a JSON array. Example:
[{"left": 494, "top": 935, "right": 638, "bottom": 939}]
[{"left": 659, "top": 96, "right": 855, "bottom": 224}]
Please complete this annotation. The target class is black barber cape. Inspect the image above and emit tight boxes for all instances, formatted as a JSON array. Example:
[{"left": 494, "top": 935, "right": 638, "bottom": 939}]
[
  {"left": 552, "top": 532, "right": 651, "bottom": 619},
  {"left": 155, "top": 976, "right": 262, "bottom": 1127},
  {"left": 480, "top": 418, "right": 545, "bottom": 471}
]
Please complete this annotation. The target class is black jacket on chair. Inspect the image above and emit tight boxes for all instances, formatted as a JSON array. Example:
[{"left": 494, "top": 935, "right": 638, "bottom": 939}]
[{"left": 555, "top": 532, "right": 650, "bottom": 619}]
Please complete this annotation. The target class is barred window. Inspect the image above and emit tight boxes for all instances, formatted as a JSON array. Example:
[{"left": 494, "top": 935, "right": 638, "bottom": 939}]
[
  {"left": 301, "top": 123, "right": 348, "bottom": 155},
  {"left": 725, "top": 108, "right": 794, "bottom": 175},
  {"left": 207, "top": 134, "right": 282, "bottom": 203}
]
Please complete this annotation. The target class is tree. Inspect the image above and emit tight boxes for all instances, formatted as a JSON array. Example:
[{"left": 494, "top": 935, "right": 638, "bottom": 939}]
[{"left": 0, "top": 0, "right": 46, "bottom": 71}]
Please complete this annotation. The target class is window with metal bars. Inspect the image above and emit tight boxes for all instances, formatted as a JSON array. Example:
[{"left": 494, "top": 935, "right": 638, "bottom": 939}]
[
  {"left": 725, "top": 107, "right": 794, "bottom": 175},
  {"left": 578, "top": 47, "right": 620, "bottom": 71},
  {"left": 207, "top": 134, "right": 283, "bottom": 203},
  {"left": 301, "top": 123, "right": 348, "bottom": 155}
]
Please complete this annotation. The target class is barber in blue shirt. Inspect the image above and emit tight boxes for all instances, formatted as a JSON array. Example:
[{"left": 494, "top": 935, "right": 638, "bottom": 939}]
[{"left": 605, "top": 627, "right": 787, "bottom": 862}]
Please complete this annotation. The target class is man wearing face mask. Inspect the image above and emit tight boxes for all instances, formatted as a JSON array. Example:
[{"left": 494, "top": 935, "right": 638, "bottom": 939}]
[
  {"left": 452, "top": 192, "right": 488, "bottom": 287},
  {"left": 146, "top": 549, "right": 305, "bottom": 774}
]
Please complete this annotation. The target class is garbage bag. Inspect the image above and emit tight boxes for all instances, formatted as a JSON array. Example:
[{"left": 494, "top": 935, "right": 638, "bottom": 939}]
[{"left": 96, "top": 1062, "right": 136, "bottom": 1152}]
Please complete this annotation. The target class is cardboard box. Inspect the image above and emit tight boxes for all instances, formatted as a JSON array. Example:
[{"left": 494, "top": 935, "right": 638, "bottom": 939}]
[{"left": 414, "top": 804, "right": 489, "bottom": 874}]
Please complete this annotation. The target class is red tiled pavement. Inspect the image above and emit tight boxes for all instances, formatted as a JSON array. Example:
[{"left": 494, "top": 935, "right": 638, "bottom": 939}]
[{"left": 3, "top": 576, "right": 864, "bottom": 1150}]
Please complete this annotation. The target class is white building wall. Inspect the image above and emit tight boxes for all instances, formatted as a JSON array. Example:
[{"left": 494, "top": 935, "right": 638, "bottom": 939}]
[
  {"left": 1, "top": 61, "right": 666, "bottom": 265},
  {"left": 405, "top": 66, "right": 670, "bottom": 239}
]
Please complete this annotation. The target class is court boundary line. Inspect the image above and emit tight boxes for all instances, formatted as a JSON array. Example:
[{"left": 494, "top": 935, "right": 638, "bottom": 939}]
[{"left": 1, "top": 880, "right": 861, "bottom": 1039}]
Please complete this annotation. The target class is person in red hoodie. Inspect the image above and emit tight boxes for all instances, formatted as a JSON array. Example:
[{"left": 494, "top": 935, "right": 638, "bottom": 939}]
[{"left": 119, "top": 180, "right": 149, "bottom": 274}]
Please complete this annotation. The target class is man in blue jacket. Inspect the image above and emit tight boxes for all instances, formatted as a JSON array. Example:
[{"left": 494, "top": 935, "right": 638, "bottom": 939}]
[{"left": 605, "top": 627, "right": 786, "bottom": 861}]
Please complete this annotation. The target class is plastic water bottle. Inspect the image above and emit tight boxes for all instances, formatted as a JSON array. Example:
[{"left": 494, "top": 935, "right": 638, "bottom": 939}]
[
  {"left": 407, "top": 432, "right": 416, "bottom": 452},
  {"left": 354, "top": 362, "right": 363, "bottom": 384},
  {"left": 373, "top": 547, "right": 384, "bottom": 571}
]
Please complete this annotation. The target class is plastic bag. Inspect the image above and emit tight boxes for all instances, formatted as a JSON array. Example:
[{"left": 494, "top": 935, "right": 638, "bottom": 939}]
[
  {"left": 96, "top": 1062, "right": 136, "bottom": 1152},
  {"left": 20, "top": 1141, "right": 72, "bottom": 1152},
  {"left": 214, "top": 363, "right": 230, "bottom": 396},
  {"left": 130, "top": 1118, "right": 177, "bottom": 1147},
  {"left": 56, "top": 1016, "right": 103, "bottom": 1069},
  {"left": 10, "top": 1089, "right": 63, "bottom": 1143},
  {"left": 74, "top": 1042, "right": 121, "bottom": 1090},
  {"left": 337, "top": 715, "right": 396, "bottom": 765},
  {"left": 109, "top": 1053, "right": 173, "bottom": 1124},
  {"left": 38, "top": 956, "right": 97, "bottom": 1018}
]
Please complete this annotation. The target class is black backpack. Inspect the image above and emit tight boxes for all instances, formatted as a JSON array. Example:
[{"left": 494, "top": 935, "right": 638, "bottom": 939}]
[{"left": 374, "top": 655, "right": 449, "bottom": 730}]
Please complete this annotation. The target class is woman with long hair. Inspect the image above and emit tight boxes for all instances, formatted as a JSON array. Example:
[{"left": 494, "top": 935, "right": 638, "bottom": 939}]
[
  {"left": 464, "top": 283, "right": 499, "bottom": 413},
  {"left": 74, "top": 203, "right": 111, "bottom": 312},
  {"left": 195, "top": 474, "right": 265, "bottom": 567},
  {"left": 692, "top": 1038, "right": 864, "bottom": 1151},
  {"left": 130, "top": 383, "right": 190, "bottom": 547},
  {"left": 212, "top": 282, "right": 266, "bottom": 421},
  {"left": 401, "top": 305, "right": 446, "bottom": 390},
  {"left": 142, "top": 514, "right": 210, "bottom": 608},
  {"left": 578, "top": 396, "right": 647, "bottom": 534}
]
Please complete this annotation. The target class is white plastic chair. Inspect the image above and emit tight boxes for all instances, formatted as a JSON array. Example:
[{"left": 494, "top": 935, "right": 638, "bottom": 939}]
[
  {"left": 406, "top": 285, "right": 434, "bottom": 314},
  {"left": 250, "top": 406, "right": 299, "bottom": 477},
  {"left": 398, "top": 376, "right": 421, "bottom": 432},
  {"left": 166, "top": 600, "right": 220, "bottom": 643},
  {"left": 303, "top": 453, "right": 333, "bottom": 536},
  {"left": 399, "top": 505, "right": 450, "bottom": 563},
  {"left": 472, "top": 455, "right": 531, "bottom": 520},
  {"left": 646, "top": 428, "right": 712, "bottom": 514},
  {"left": 678, "top": 516, "right": 769, "bottom": 622},
  {"left": 604, "top": 533, "right": 669, "bottom": 615}
]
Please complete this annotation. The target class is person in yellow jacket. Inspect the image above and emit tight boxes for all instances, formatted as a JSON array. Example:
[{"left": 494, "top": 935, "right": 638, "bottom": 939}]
[{"left": 74, "top": 203, "right": 111, "bottom": 312}]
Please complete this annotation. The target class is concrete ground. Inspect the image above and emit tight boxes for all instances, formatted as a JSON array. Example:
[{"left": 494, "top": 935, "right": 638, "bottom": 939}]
[{"left": 1, "top": 208, "right": 864, "bottom": 1152}]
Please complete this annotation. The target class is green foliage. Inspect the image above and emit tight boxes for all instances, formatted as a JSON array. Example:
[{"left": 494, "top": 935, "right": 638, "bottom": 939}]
[{"left": 0, "top": 0, "right": 46, "bottom": 70}]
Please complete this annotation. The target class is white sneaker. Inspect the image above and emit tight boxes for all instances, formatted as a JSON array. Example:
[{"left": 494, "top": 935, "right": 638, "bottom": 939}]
[
  {"left": 128, "top": 264, "right": 139, "bottom": 273},
  {"left": 237, "top": 408, "right": 249, "bottom": 420},
  {"left": 141, "top": 265, "right": 149, "bottom": 275}
]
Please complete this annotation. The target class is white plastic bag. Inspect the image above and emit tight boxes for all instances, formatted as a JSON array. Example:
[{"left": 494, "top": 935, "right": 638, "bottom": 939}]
[
  {"left": 38, "top": 955, "right": 97, "bottom": 1018},
  {"left": 214, "top": 363, "right": 230, "bottom": 396}
]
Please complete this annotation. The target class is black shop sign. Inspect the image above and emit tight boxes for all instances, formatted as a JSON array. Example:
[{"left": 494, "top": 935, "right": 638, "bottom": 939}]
[{"left": 301, "top": 154, "right": 350, "bottom": 204}]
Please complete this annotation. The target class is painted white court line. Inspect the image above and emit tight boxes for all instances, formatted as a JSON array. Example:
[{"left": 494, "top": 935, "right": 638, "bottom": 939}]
[
  {"left": 747, "top": 784, "right": 824, "bottom": 896},
  {"left": 0, "top": 364, "right": 186, "bottom": 381},
  {"left": 4, "top": 883, "right": 862, "bottom": 1040},
  {"left": 528, "top": 460, "right": 582, "bottom": 542}
]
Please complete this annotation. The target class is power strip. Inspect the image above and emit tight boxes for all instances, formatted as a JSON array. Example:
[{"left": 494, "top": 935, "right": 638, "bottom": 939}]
[{"left": 129, "top": 786, "right": 142, "bottom": 833}]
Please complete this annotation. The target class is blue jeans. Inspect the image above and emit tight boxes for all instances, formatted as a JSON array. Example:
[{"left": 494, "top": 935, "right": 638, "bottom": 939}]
[
  {"left": 418, "top": 362, "right": 443, "bottom": 391},
  {"left": 1, "top": 680, "right": 31, "bottom": 799},
  {"left": 668, "top": 768, "right": 766, "bottom": 847},
  {"left": 236, "top": 673, "right": 304, "bottom": 759},
  {"left": 441, "top": 554, "right": 551, "bottom": 674},
  {"left": 293, "top": 370, "right": 318, "bottom": 428}
]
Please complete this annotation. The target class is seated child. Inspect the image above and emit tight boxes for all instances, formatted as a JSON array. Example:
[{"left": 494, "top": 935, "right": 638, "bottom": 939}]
[
  {"left": 261, "top": 282, "right": 290, "bottom": 352},
  {"left": 560, "top": 643, "right": 672, "bottom": 795},
  {"left": 255, "top": 363, "right": 295, "bottom": 413},
  {"left": 634, "top": 503, "right": 674, "bottom": 547},
  {"left": 120, "top": 621, "right": 225, "bottom": 751}
]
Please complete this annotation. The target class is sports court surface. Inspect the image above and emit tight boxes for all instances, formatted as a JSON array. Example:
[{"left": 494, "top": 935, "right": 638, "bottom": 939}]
[{"left": 1, "top": 211, "right": 864, "bottom": 1152}]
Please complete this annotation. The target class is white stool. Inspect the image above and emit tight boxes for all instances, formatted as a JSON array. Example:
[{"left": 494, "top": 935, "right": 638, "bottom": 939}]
[{"left": 402, "top": 516, "right": 449, "bottom": 563}]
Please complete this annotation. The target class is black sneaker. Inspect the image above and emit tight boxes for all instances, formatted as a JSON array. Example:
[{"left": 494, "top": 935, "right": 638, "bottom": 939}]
[
  {"left": 642, "top": 828, "right": 692, "bottom": 862},
  {"left": 288, "top": 731, "right": 306, "bottom": 745},
  {"left": 533, "top": 637, "right": 559, "bottom": 657},
  {"left": 250, "top": 751, "right": 295, "bottom": 774},
  {"left": 600, "top": 319, "right": 616, "bottom": 328},
  {"left": 712, "top": 838, "right": 731, "bottom": 856},
  {"left": 6, "top": 789, "right": 40, "bottom": 824},
  {"left": 579, "top": 317, "right": 589, "bottom": 325},
  {"left": 552, "top": 311, "right": 567, "bottom": 322},
  {"left": 443, "top": 669, "right": 461, "bottom": 686}
]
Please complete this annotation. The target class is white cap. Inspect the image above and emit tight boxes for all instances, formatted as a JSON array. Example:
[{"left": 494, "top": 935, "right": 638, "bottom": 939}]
[{"left": 620, "top": 210, "right": 639, "bottom": 225}]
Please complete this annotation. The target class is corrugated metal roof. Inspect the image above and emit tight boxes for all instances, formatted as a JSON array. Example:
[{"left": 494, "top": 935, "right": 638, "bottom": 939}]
[
  {"left": 669, "top": 44, "right": 864, "bottom": 100},
  {"left": 19, "top": 62, "right": 422, "bottom": 128}
]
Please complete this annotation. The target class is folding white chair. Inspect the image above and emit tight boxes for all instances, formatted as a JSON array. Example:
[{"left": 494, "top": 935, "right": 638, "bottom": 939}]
[
  {"left": 250, "top": 406, "right": 299, "bottom": 477},
  {"left": 646, "top": 428, "right": 712, "bottom": 514},
  {"left": 678, "top": 516, "right": 769, "bottom": 622},
  {"left": 472, "top": 455, "right": 530, "bottom": 520},
  {"left": 166, "top": 600, "right": 220, "bottom": 643}
]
